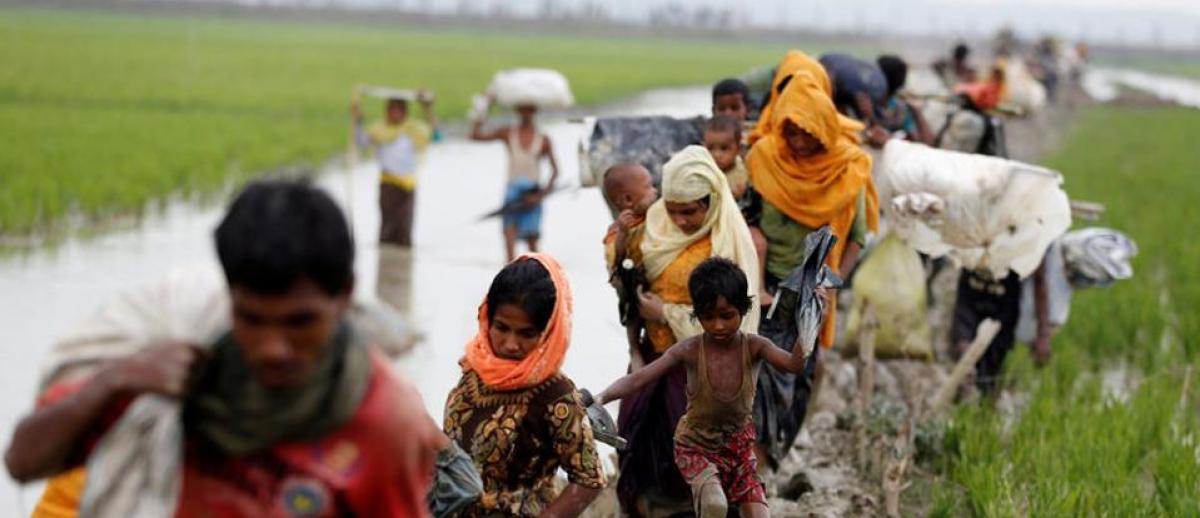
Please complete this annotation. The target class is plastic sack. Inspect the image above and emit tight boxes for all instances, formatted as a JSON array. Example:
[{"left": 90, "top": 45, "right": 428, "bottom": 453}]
[
  {"left": 843, "top": 233, "right": 933, "bottom": 360},
  {"left": 427, "top": 442, "right": 483, "bottom": 518},
  {"left": 1059, "top": 227, "right": 1137, "bottom": 289},
  {"left": 877, "top": 139, "right": 1071, "bottom": 279},
  {"left": 486, "top": 68, "right": 574, "bottom": 109}
]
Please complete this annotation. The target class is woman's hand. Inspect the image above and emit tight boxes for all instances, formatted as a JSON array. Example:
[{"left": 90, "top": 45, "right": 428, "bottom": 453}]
[{"left": 636, "top": 286, "right": 666, "bottom": 323}]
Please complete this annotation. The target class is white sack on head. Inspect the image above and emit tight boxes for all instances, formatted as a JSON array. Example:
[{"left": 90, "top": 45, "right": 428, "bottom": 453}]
[
  {"left": 877, "top": 139, "right": 1071, "bottom": 279},
  {"left": 486, "top": 68, "right": 575, "bottom": 109}
]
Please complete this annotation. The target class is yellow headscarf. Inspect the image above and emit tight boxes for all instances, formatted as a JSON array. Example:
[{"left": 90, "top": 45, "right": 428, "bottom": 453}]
[
  {"left": 750, "top": 50, "right": 863, "bottom": 146},
  {"left": 747, "top": 71, "right": 880, "bottom": 346},
  {"left": 641, "top": 146, "right": 761, "bottom": 330}
]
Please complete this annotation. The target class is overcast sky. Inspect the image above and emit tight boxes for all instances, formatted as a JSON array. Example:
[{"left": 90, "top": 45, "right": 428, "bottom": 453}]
[{"left": 258, "top": 0, "right": 1200, "bottom": 48}]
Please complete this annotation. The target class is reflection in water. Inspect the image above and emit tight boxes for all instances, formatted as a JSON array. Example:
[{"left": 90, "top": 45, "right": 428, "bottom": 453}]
[{"left": 377, "top": 243, "right": 415, "bottom": 320}]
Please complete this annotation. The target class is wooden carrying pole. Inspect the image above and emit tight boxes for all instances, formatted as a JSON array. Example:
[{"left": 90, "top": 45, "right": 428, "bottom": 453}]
[{"left": 931, "top": 319, "right": 1001, "bottom": 413}]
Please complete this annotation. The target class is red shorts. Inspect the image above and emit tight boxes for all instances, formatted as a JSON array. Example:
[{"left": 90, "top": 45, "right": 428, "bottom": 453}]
[{"left": 673, "top": 422, "right": 766, "bottom": 506}]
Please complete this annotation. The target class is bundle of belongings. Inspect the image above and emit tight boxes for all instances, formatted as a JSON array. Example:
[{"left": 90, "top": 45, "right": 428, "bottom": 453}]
[
  {"left": 1015, "top": 227, "right": 1138, "bottom": 342},
  {"left": 579, "top": 116, "right": 705, "bottom": 187},
  {"left": 998, "top": 58, "right": 1048, "bottom": 114},
  {"left": 844, "top": 232, "right": 933, "bottom": 359},
  {"left": 877, "top": 139, "right": 1071, "bottom": 280},
  {"left": 920, "top": 97, "right": 1009, "bottom": 157},
  {"left": 1059, "top": 227, "right": 1138, "bottom": 288},
  {"left": 485, "top": 68, "right": 575, "bottom": 109}
]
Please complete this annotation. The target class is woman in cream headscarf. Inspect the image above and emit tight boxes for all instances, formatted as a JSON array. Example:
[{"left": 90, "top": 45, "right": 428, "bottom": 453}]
[
  {"left": 639, "top": 145, "right": 761, "bottom": 343},
  {"left": 615, "top": 145, "right": 761, "bottom": 515}
]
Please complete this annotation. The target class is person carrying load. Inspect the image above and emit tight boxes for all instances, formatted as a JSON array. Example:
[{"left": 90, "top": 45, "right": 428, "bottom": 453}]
[
  {"left": 351, "top": 88, "right": 438, "bottom": 248},
  {"left": 470, "top": 69, "right": 570, "bottom": 262},
  {"left": 6, "top": 181, "right": 454, "bottom": 517}
]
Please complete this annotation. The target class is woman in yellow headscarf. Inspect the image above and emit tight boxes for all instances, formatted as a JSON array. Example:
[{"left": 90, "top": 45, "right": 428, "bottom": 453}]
[
  {"left": 750, "top": 50, "right": 864, "bottom": 146},
  {"left": 746, "top": 71, "right": 880, "bottom": 470}
]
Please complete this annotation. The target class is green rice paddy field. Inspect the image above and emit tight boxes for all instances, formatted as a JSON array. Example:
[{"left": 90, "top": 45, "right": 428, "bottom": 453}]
[
  {"left": 0, "top": 7, "right": 795, "bottom": 234},
  {"left": 930, "top": 106, "right": 1200, "bottom": 516}
]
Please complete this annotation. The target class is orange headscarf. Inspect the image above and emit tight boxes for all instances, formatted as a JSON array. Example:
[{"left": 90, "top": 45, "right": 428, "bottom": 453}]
[
  {"left": 750, "top": 50, "right": 863, "bottom": 146},
  {"left": 747, "top": 71, "right": 880, "bottom": 346},
  {"left": 461, "top": 253, "right": 573, "bottom": 391}
]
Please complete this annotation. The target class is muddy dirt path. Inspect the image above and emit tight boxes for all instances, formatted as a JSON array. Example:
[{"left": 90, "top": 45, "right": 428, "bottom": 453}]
[{"left": 760, "top": 71, "right": 1200, "bottom": 517}]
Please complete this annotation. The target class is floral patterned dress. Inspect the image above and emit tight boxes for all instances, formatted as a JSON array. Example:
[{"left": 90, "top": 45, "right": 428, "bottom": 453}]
[{"left": 444, "top": 370, "right": 606, "bottom": 517}]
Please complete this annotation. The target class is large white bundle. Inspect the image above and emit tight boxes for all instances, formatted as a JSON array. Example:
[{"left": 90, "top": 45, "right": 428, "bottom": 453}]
[
  {"left": 486, "top": 68, "right": 574, "bottom": 109},
  {"left": 1002, "top": 59, "right": 1047, "bottom": 113},
  {"left": 878, "top": 139, "right": 1071, "bottom": 279}
]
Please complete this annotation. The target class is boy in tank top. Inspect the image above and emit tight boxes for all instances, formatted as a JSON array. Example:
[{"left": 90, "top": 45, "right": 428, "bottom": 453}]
[{"left": 590, "top": 257, "right": 819, "bottom": 517}]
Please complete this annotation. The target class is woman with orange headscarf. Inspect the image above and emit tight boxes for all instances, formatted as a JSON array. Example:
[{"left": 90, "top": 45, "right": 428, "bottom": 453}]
[
  {"left": 750, "top": 50, "right": 864, "bottom": 147},
  {"left": 746, "top": 70, "right": 880, "bottom": 469},
  {"left": 444, "top": 254, "right": 605, "bottom": 517}
]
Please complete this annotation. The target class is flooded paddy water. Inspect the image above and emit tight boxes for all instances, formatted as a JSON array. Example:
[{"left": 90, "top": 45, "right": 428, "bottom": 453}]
[{"left": 0, "top": 86, "right": 708, "bottom": 513}]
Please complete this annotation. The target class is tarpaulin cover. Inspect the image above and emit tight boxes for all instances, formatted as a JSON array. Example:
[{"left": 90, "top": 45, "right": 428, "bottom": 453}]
[{"left": 583, "top": 115, "right": 705, "bottom": 185}]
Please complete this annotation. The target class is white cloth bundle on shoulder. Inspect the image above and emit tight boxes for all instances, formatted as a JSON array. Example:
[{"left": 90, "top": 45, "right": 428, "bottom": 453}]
[
  {"left": 486, "top": 68, "right": 575, "bottom": 109},
  {"left": 877, "top": 139, "right": 1071, "bottom": 279},
  {"left": 42, "top": 263, "right": 418, "bottom": 516},
  {"left": 1002, "top": 59, "right": 1048, "bottom": 114}
]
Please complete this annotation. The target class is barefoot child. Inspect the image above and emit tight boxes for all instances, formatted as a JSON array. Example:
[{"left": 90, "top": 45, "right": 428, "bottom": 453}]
[
  {"left": 704, "top": 116, "right": 771, "bottom": 307},
  {"left": 591, "top": 257, "right": 813, "bottom": 518},
  {"left": 471, "top": 102, "right": 560, "bottom": 261}
]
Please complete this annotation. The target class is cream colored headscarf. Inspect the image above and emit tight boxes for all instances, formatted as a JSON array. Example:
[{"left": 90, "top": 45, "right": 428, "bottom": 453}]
[{"left": 641, "top": 146, "right": 760, "bottom": 335}]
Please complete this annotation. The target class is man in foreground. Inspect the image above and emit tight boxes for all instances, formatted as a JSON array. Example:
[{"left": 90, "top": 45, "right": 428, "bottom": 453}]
[{"left": 6, "top": 180, "right": 447, "bottom": 517}]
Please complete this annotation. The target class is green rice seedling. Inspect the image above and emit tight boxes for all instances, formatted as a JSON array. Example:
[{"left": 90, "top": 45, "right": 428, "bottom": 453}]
[
  {"left": 1, "top": 7, "right": 831, "bottom": 235},
  {"left": 939, "top": 106, "right": 1200, "bottom": 516}
]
